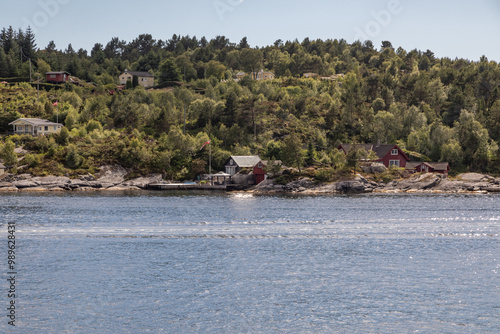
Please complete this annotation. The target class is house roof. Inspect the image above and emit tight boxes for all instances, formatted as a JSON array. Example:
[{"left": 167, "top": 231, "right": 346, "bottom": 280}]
[
  {"left": 429, "top": 162, "right": 450, "bottom": 171},
  {"left": 420, "top": 162, "right": 450, "bottom": 171},
  {"left": 46, "top": 71, "right": 70, "bottom": 75},
  {"left": 405, "top": 161, "right": 421, "bottom": 169},
  {"left": 123, "top": 70, "right": 154, "bottom": 78},
  {"left": 227, "top": 155, "right": 261, "bottom": 167},
  {"left": 258, "top": 160, "right": 282, "bottom": 166},
  {"left": 406, "top": 161, "right": 450, "bottom": 171},
  {"left": 339, "top": 143, "right": 410, "bottom": 161},
  {"left": 8, "top": 118, "right": 60, "bottom": 126}
]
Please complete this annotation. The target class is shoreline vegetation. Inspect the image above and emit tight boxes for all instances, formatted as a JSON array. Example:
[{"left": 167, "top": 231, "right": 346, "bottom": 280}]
[{"left": 1, "top": 29, "right": 500, "bottom": 183}]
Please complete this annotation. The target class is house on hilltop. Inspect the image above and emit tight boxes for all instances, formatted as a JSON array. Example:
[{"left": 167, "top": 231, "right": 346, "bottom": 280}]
[
  {"left": 338, "top": 143, "right": 410, "bottom": 168},
  {"left": 8, "top": 118, "right": 63, "bottom": 135},
  {"left": 46, "top": 71, "right": 70, "bottom": 84},
  {"left": 235, "top": 70, "right": 275, "bottom": 81},
  {"left": 119, "top": 69, "right": 155, "bottom": 88}
]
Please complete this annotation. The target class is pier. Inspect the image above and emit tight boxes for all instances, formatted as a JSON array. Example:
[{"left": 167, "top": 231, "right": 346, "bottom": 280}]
[{"left": 147, "top": 183, "right": 229, "bottom": 191}]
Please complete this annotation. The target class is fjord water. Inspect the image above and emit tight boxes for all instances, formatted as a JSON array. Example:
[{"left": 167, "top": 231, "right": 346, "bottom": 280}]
[{"left": 1, "top": 192, "right": 499, "bottom": 333}]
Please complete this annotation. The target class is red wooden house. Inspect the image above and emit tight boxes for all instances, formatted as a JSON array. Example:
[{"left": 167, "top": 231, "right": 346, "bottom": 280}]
[
  {"left": 253, "top": 161, "right": 267, "bottom": 185},
  {"left": 338, "top": 143, "right": 410, "bottom": 168},
  {"left": 46, "top": 71, "right": 70, "bottom": 84},
  {"left": 253, "top": 160, "right": 282, "bottom": 185},
  {"left": 406, "top": 162, "right": 450, "bottom": 176}
]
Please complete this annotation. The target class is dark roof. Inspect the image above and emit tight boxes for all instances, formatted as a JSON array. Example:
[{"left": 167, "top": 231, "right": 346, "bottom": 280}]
[
  {"left": 226, "top": 156, "right": 261, "bottom": 167},
  {"left": 339, "top": 143, "right": 410, "bottom": 161},
  {"left": 123, "top": 70, "right": 154, "bottom": 78},
  {"left": 423, "top": 162, "right": 450, "bottom": 171},
  {"left": 407, "top": 161, "right": 450, "bottom": 171}
]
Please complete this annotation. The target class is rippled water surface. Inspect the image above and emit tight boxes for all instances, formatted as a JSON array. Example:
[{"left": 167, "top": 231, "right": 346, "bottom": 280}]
[{"left": 1, "top": 192, "right": 499, "bottom": 333}]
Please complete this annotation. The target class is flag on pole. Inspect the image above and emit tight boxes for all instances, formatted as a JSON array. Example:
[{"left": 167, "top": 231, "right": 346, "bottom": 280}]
[
  {"left": 52, "top": 101, "right": 58, "bottom": 106},
  {"left": 200, "top": 140, "right": 210, "bottom": 150}
]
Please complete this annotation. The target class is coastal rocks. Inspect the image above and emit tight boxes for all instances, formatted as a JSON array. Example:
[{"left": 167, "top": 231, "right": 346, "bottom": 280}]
[
  {"left": 284, "top": 177, "right": 315, "bottom": 192},
  {"left": 95, "top": 165, "right": 128, "bottom": 185},
  {"left": 122, "top": 174, "right": 163, "bottom": 188},
  {"left": 392, "top": 174, "right": 442, "bottom": 191},
  {"left": 32, "top": 176, "right": 70, "bottom": 187},
  {"left": 361, "top": 163, "right": 387, "bottom": 174},
  {"left": 12, "top": 180, "right": 39, "bottom": 188},
  {"left": 335, "top": 180, "right": 366, "bottom": 193},
  {"left": 457, "top": 173, "right": 494, "bottom": 182},
  {"left": 0, "top": 165, "right": 161, "bottom": 191}
]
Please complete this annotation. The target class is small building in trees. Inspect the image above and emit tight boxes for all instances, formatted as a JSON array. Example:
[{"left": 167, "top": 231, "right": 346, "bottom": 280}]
[
  {"left": 338, "top": 143, "right": 410, "bottom": 168},
  {"left": 303, "top": 72, "right": 319, "bottom": 78},
  {"left": 235, "top": 70, "right": 275, "bottom": 81},
  {"left": 119, "top": 70, "right": 154, "bottom": 88},
  {"left": 46, "top": 71, "right": 70, "bottom": 84},
  {"left": 8, "top": 118, "right": 63, "bottom": 136}
]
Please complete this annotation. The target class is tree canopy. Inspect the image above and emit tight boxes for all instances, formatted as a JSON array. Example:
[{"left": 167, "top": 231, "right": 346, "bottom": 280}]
[{"left": 0, "top": 27, "right": 499, "bottom": 178}]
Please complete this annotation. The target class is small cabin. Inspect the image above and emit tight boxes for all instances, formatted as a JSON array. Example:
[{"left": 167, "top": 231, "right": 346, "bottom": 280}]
[
  {"left": 46, "top": 71, "right": 70, "bottom": 84},
  {"left": 252, "top": 160, "right": 282, "bottom": 185},
  {"left": 408, "top": 162, "right": 450, "bottom": 176}
]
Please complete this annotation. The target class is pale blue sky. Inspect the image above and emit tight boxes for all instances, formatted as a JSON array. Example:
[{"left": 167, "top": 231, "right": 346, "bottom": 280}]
[{"left": 2, "top": 0, "right": 500, "bottom": 61}]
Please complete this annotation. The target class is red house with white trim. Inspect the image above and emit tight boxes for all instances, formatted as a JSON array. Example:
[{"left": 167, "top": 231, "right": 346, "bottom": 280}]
[
  {"left": 406, "top": 162, "right": 450, "bottom": 176},
  {"left": 46, "top": 71, "right": 70, "bottom": 84},
  {"left": 338, "top": 143, "right": 410, "bottom": 168}
]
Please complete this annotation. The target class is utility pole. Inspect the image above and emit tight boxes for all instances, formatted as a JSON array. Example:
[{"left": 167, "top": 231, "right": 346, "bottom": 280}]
[
  {"left": 29, "top": 58, "right": 32, "bottom": 82},
  {"left": 183, "top": 104, "right": 186, "bottom": 134}
]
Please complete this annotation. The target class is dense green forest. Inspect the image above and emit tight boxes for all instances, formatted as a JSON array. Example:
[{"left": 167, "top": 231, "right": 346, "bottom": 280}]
[{"left": 0, "top": 26, "right": 499, "bottom": 179}]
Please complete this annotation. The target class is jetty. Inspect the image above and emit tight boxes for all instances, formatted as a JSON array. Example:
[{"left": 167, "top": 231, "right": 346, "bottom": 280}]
[{"left": 147, "top": 183, "right": 228, "bottom": 191}]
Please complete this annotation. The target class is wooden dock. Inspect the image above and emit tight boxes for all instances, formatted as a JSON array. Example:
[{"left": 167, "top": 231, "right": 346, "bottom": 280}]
[{"left": 147, "top": 183, "right": 228, "bottom": 191}]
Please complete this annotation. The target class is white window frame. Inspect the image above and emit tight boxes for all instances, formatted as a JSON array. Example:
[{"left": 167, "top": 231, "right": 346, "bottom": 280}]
[
  {"left": 391, "top": 148, "right": 398, "bottom": 155},
  {"left": 389, "top": 160, "right": 400, "bottom": 167}
]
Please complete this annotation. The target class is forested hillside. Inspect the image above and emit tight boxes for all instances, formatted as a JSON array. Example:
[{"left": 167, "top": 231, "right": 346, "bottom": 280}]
[{"left": 0, "top": 26, "right": 499, "bottom": 178}]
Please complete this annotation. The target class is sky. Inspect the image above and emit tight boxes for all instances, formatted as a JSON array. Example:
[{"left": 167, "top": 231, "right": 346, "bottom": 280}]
[{"left": 2, "top": 0, "right": 500, "bottom": 61}]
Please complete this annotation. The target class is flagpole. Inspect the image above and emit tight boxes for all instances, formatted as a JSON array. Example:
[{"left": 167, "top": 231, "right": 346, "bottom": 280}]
[{"left": 209, "top": 141, "right": 212, "bottom": 176}]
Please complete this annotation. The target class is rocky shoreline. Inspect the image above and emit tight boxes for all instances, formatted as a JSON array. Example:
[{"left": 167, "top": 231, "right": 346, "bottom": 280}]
[
  {"left": 0, "top": 165, "right": 499, "bottom": 194},
  {"left": 0, "top": 165, "right": 162, "bottom": 192},
  {"left": 250, "top": 172, "right": 500, "bottom": 195}
]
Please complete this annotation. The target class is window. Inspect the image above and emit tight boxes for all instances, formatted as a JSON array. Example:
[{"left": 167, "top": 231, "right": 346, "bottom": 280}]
[
  {"left": 257, "top": 163, "right": 263, "bottom": 168},
  {"left": 391, "top": 149, "right": 398, "bottom": 155},
  {"left": 50, "top": 74, "right": 56, "bottom": 78},
  {"left": 39, "top": 127, "right": 42, "bottom": 130},
  {"left": 389, "top": 160, "right": 400, "bottom": 167},
  {"left": 53, "top": 126, "right": 57, "bottom": 130},
  {"left": 44, "top": 126, "right": 48, "bottom": 131}
]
